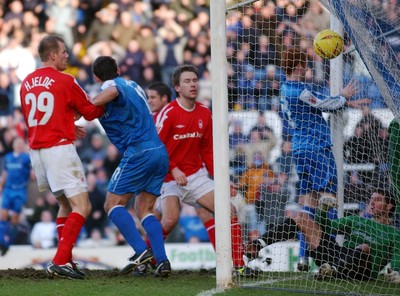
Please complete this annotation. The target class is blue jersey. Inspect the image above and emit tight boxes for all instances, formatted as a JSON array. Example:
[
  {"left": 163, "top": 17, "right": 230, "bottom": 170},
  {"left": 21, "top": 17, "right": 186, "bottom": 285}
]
[
  {"left": 280, "top": 80, "right": 346, "bottom": 154},
  {"left": 99, "top": 77, "right": 163, "bottom": 153},
  {"left": 3, "top": 152, "right": 31, "bottom": 190}
]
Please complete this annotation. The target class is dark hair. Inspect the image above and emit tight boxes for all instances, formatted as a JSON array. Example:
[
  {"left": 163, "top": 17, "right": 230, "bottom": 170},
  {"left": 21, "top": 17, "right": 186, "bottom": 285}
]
[
  {"left": 372, "top": 187, "right": 397, "bottom": 215},
  {"left": 92, "top": 56, "right": 119, "bottom": 81},
  {"left": 281, "top": 47, "right": 307, "bottom": 76},
  {"left": 171, "top": 64, "right": 198, "bottom": 87},
  {"left": 38, "top": 34, "right": 65, "bottom": 62},
  {"left": 147, "top": 82, "right": 172, "bottom": 102}
]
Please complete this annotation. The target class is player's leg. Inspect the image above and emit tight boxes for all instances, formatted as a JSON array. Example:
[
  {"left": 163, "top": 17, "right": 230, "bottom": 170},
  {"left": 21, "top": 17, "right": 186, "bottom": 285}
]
[
  {"left": 196, "top": 190, "right": 244, "bottom": 269},
  {"left": 196, "top": 206, "right": 216, "bottom": 249},
  {"left": 105, "top": 192, "right": 148, "bottom": 250},
  {"left": 32, "top": 145, "right": 88, "bottom": 279},
  {"left": 294, "top": 152, "right": 318, "bottom": 271},
  {"left": 0, "top": 206, "right": 10, "bottom": 256},
  {"left": 245, "top": 211, "right": 323, "bottom": 259},
  {"left": 0, "top": 193, "right": 11, "bottom": 255},
  {"left": 159, "top": 195, "right": 181, "bottom": 236},
  {"left": 6, "top": 190, "right": 28, "bottom": 250}
]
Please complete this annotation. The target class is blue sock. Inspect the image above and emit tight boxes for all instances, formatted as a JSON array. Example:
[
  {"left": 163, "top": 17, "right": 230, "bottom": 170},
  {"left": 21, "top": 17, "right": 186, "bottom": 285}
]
[
  {"left": 108, "top": 206, "right": 147, "bottom": 253},
  {"left": 327, "top": 207, "right": 338, "bottom": 239},
  {"left": 142, "top": 214, "right": 168, "bottom": 264},
  {"left": 298, "top": 206, "right": 316, "bottom": 261},
  {"left": 0, "top": 221, "right": 10, "bottom": 247}
]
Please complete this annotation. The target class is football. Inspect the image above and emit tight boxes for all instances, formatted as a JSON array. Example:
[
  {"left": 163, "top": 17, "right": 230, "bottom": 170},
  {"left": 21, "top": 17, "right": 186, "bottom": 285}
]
[{"left": 313, "top": 29, "right": 344, "bottom": 59}]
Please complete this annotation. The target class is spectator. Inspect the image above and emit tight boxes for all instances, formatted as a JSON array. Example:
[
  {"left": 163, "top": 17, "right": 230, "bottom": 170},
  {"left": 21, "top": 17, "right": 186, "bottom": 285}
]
[
  {"left": 229, "top": 119, "right": 247, "bottom": 151},
  {"left": 77, "top": 228, "right": 116, "bottom": 248},
  {"left": 45, "top": 0, "right": 77, "bottom": 49},
  {"left": 85, "top": 172, "right": 107, "bottom": 238},
  {"left": 112, "top": 10, "right": 138, "bottom": 50},
  {"left": 85, "top": 3, "right": 119, "bottom": 47},
  {"left": 0, "top": 137, "right": 32, "bottom": 255},
  {"left": 103, "top": 144, "right": 122, "bottom": 181},
  {"left": 27, "top": 192, "right": 59, "bottom": 228},
  {"left": 30, "top": 210, "right": 56, "bottom": 249},
  {"left": 178, "top": 204, "right": 209, "bottom": 243},
  {"left": 256, "top": 173, "right": 290, "bottom": 233},
  {"left": 243, "top": 128, "right": 277, "bottom": 167},
  {"left": 119, "top": 39, "right": 145, "bottom": 82},
  {"left": 155, "top": 11, "right": 187, "bottom": 87},
  {"left": 79, "top": 132, "right": 107, "bottom": 168},
  {"left": 238, "top": 151, "right": 275, "bottom": 238},
  {"left": 273, "top": 140, "right": 295, "bottom": 179}
]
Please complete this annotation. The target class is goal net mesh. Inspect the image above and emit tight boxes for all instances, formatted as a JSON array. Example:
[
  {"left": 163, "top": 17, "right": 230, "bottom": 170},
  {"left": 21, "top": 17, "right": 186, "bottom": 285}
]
[{"left": 225, "top": 1, "right": 400, "bottom": 295}]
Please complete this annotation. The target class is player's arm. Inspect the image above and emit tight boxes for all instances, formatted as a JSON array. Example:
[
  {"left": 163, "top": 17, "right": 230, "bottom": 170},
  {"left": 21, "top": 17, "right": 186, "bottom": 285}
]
[
  {"left": 385, "top": 231, "right": 400, "bottom": 283},
  {"left": 300, "top": 80, "right": 370, "bottom": 111},
  {"left": 155, "top": 108, "right": 179, "bottom": 173},
  {"left": 90, "top": 87, "right": 119, "bottom": 106},
  {"left": 199, "top": 113, "right": 214, "bottom": 177},
  {"left": 72, "top": 81, "right": 104, "bottom": 120}
]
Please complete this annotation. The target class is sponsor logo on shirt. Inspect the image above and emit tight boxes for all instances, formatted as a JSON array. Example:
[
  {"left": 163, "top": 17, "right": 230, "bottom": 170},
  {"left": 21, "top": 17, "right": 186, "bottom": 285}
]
[{"left": 173, "top": 132, "right": 203, "bottom": 140}]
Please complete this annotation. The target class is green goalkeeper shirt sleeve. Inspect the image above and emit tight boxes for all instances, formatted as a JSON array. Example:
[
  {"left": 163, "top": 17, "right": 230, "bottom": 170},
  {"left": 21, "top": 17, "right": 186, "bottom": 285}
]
[{"left": 389, "top": 119, "right": 400, "bottom": 215}]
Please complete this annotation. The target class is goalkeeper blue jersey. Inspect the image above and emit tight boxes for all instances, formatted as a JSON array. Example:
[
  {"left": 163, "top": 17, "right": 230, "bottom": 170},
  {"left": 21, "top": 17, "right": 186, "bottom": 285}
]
[
  {"left": 280, "top": 80, "right": 346, "bottom": 154},
  {"left": 99, "top": 77, "right": 163, "bottom": 153}
]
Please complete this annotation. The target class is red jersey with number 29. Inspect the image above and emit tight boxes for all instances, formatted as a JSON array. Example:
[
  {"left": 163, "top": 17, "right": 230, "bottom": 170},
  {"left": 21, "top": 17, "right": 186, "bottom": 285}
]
[
  {"left": 20, "top": 67, "right": 104, "bottom": 149},
  {"left": 155, "top": 99, "right": 213, "bottom": 182}
]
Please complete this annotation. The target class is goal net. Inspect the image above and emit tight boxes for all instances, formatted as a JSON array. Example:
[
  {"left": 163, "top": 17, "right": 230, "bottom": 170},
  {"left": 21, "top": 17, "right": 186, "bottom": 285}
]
[{"left": 222, "top": 0, "right": 400, "bottom": 295}]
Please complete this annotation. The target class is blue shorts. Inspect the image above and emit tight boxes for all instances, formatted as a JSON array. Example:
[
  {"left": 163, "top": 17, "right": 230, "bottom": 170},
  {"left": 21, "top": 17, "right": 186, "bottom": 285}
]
[
  {"left": 108, "top": 144, "right": 169, "bottom": 196},
  {"left": 294, "top": 149, "right": 338, "bottom": 196},
  {"left": 1, "top": 188, "right": 27, "bottom": 213}
]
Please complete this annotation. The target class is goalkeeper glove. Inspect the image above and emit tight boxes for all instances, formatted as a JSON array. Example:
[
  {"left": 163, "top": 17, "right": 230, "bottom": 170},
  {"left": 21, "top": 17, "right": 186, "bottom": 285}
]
[{"left": 385, "top": 268, "right": 400, "bottom": 283}]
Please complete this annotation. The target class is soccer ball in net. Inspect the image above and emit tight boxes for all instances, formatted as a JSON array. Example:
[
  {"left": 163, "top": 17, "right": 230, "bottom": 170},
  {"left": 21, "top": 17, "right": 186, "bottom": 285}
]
[{"left": 313, "top": 29, "right": 344, "bottom": 59}]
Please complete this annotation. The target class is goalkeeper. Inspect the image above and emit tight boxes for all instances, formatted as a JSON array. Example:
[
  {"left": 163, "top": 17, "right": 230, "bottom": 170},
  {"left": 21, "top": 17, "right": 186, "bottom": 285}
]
[{"left": 245, "top": 188, "right": 400, "bottom": 281}]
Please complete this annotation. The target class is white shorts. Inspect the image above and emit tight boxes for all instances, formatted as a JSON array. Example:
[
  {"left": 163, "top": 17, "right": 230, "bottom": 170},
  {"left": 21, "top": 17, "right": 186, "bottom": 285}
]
[
  {"left": 159, "top": 167, "right": 214, "bottom": 207},
  {"left": 29, "top": 144, "right": 88, "bottom": 198}
]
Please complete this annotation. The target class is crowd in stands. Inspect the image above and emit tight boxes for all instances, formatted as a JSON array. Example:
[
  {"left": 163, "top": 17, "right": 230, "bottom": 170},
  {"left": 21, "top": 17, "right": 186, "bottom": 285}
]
[{"left": 0, "top": 0, "right": 394, "bottom": 248}]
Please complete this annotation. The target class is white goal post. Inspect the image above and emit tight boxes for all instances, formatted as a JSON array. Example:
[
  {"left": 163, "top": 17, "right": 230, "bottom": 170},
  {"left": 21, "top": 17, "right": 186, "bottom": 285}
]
[{"left": 210, "top": 0, "right": 233, "bottom": 289}]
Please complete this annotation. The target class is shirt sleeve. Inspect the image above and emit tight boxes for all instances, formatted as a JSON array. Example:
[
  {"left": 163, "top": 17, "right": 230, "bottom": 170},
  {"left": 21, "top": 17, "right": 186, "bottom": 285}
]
[
  {"left": 156, "top": 108, "right": 177, "bottom": 172},
  {"left": 71, "top": 79, "right": 104, "bottom": 120},
  {"left": 390, "top": 230, "right": 400, "bottom": 273},
  {"left": 299, "top": 89, "right": 347, "bottom": 111}
]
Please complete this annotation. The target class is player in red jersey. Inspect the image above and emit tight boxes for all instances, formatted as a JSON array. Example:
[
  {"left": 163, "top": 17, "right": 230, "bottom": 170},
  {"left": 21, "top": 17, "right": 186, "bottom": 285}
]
[
  {"left": 155, "top": 64, "right": 244, "bottom": 270},
  {"left": 145, "top": 82, "right": 216, "bottom": 255},
  {"left": 20, "top": 35, "right": 104, "bottom": 279},
  {"left": 146, "top": 82, "right": 172, "bottom": 120}
]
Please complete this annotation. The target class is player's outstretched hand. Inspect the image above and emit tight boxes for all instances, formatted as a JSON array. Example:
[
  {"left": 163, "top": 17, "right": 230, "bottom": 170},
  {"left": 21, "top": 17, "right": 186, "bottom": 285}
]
[
  {"left": 341, "top": 79, "right": 360, "bottom": 99},
  {"left": 385, "top": 268, "right": 400, "bottom": 283}
]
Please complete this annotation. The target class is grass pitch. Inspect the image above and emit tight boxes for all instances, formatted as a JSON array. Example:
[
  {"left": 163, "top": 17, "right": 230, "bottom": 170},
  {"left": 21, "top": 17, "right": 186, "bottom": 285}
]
[{"left": 0, "top": 269, "right": 398, "bottom": 296}]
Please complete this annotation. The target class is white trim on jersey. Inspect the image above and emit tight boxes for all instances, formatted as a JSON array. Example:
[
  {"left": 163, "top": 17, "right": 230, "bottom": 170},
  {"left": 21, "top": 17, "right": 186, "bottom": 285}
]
[{"left": 299, "top": 89, "right": 346, "bottom": 110}]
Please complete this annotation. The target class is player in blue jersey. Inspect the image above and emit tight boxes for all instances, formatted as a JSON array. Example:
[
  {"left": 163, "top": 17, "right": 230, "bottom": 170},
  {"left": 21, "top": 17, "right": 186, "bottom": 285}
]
[
  {"left": 90, "top": 56, "right": 171, "bottom": 278},
  {"left": 280, "top": 48, "right": 370, "bottom": 271},
  {"left": 0, "top": 137, "right": 32, "bottom": 255}
]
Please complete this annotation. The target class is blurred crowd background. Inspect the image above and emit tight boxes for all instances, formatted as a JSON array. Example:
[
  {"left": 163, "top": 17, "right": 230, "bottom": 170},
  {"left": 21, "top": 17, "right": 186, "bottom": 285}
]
[{"left": 0, "top": 0, "right": 393, "bottom": 248}]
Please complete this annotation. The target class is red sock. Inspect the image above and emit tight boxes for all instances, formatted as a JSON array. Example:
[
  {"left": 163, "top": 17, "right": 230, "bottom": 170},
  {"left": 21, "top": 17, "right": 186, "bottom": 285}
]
[
  {"left": 231, "top": 217, "right": 244, "bottom": 268},
  {"left": 53, "top": 212, "right": 85, "bottom": 265},
  {"left": 56, "top": 217, "right": 67, "bottom": 241},
  {"left": 204, "top": 218, "right": 216, "bottom": 250},
  {"left": 146, "top": 228, "right": 169, "bottom": 247}
]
